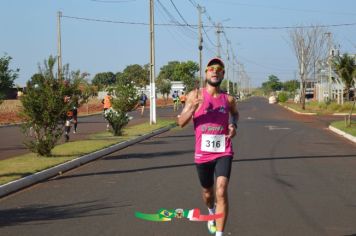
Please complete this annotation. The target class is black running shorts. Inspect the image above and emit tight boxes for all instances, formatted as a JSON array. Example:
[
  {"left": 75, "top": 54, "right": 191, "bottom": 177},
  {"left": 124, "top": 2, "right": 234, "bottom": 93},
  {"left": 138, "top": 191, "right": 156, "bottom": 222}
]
[{"left": 195, "top": 156, "right": 233, "bottom": 188}]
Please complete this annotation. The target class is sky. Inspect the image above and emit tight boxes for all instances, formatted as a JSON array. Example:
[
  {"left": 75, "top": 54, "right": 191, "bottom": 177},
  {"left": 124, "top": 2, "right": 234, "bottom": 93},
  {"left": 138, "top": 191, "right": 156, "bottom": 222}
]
[{"left": 1, "top": 0, "right": 355, "bottom": 87}]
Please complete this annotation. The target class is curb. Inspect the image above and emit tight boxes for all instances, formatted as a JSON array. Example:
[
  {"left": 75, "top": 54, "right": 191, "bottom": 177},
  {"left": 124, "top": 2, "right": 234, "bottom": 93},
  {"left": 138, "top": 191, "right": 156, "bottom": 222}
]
[
  {"left": 282, "top": 105, "right": 317, "bottom": 115},
  {"left": 0, "top": 124, "right": 176, "bottom": 198},
  {"left": 328, "top": 125, "right": 356, "bottom": 143}
]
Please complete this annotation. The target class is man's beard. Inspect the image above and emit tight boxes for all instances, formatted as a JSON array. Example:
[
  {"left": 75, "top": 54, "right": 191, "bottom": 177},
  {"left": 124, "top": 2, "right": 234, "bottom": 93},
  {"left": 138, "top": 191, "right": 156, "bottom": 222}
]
[{"left": 206, "top": 78, "right": 222, "bottom": 87}]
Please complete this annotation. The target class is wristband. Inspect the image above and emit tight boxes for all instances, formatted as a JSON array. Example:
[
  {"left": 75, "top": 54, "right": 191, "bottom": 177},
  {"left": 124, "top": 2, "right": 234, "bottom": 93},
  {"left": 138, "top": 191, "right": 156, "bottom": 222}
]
[{"left": 229, "top": 116, "right": 238, "bottom": 129}]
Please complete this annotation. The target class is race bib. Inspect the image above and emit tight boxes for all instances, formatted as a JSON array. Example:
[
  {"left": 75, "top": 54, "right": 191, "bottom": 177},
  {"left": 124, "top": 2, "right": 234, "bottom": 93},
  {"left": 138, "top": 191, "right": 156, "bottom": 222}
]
[{"left": 201, "top": 134, "right": 225, "bottom": 152}]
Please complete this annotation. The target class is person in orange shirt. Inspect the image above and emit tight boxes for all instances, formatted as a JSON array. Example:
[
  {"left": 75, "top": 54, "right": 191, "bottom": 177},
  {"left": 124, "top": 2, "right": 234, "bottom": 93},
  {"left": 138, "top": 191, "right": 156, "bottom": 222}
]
[
  {"left": 103, "top": 92, "right": 112, "bottom": 112},
  {"left": 179, "top": 91, "right": 186, "bottom": 109},
  {"left": 102, "top": 92, "right": 112, "bottom": 130}
]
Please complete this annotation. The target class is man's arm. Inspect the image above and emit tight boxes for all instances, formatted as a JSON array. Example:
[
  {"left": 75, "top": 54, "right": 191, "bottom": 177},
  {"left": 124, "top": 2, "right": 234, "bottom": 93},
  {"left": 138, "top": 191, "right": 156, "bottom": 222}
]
[
  {"left": 227, "top": 96, "right": 239, "bottom": 138},
  {"left": 177, "top": 89, "right": 201, "bottom": 127}
]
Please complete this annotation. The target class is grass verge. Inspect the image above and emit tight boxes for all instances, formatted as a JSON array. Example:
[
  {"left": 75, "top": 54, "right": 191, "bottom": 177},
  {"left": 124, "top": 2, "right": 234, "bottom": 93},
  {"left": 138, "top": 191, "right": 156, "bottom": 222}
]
[
  {"left": 330, "top": 120, "right": 356, "bottom": 137},
  {"left": 281, "top": 101, "right": 355, "bottom": 115},
  {"left": 0, "top": 119, "right": 176, "bottom": 185}
]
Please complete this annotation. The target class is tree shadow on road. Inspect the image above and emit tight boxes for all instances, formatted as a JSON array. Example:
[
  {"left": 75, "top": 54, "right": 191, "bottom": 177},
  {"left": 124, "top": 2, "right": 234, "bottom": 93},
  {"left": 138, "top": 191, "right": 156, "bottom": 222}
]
[
  {"left": 54, "top": 153, "right": 356, "bottom": 182},
  {"left": 104, "top": 150, "right": 194, "bottom": 160},
  {"left": 0, "top": 200, "right": 130, "bottom": 227},
  {"left": 54, "top": 162, "right": 196, "bottom": 181}
]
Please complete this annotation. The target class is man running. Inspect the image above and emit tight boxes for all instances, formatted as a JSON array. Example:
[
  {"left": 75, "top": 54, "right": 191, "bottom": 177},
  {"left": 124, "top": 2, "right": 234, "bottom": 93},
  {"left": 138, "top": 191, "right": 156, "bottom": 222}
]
[
  {"left": 179, "top": 91, "right": 186, "bottom": 109},
  {"left": 177, "top": 58, "right": 238, "bottom": 236},
  {"left": 139, "top": 91, "right": 148, "bottom": 116},
  {"left": 172, "top": 90, "right": 180, "bottom": 112}
]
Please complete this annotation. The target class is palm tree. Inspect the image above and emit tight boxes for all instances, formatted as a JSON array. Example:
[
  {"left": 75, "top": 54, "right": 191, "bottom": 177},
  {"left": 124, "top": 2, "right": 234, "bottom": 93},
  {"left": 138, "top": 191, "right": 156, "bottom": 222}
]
[{"left": 332, "top": 53, "right": 356, "bottom": 101}]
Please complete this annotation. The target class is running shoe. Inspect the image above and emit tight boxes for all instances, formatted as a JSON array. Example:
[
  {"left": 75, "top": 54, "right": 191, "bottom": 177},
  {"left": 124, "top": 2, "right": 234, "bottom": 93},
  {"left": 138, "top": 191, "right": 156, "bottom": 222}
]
[{"left": 207, "top": 221, "right": 216, "bottom": 234}]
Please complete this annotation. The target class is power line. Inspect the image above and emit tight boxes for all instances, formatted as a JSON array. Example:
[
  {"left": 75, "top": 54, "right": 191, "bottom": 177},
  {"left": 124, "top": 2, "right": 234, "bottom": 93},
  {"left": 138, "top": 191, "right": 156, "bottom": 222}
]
[
  {"left": 155, "top": 0, "right": 197, "bottom": 39},
  {"left": 187, "top": 0, "right": 197, "bottom": 8},
  {"left": 222, "top": 22, "right": 356, "bottom": 30},
  {"left": 202, "top": 26, "right": 216, "bottom": 47},
  {"left": 155, "top": 2, "right": 196, "bottom": 50},
  {"left": 61, "top": 14, "right": 356, "bottom": 30},
  {"left": 169, "top": 0, "right": 193, "bottom": 28}
]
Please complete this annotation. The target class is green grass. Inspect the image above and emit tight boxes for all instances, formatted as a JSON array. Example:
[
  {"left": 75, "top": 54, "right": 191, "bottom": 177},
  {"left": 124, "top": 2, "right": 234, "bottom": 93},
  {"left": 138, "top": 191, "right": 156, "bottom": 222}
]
[
  {"left": 330, "top": 120, "right": 356, "bottom": 137},
  {"left": 281, "top": 101, "right": 355, "bottom": 115},
  {"left": 0, "top": 119, "right": 176, "bottom": 185}
]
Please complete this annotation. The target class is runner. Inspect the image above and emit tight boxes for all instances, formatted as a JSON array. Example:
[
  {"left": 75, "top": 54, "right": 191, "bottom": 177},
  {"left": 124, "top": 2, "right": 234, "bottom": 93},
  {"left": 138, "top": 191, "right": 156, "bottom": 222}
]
[
  {"left": 179, "top": 91, "right": 186, "bottom": 109},
  {"left": 102, "top": 92, "right": 113, "bottom": 130},
  {"left": 64, "top": 109, "right": 73, "bottom": 142},
  {"left": 177, "top": 58, "right": 239, "bottom": 236},
  {"left": 139, "top": 91, "right": 148, "bottom": 116},
  {"left": 72, "top": 105, "right": 78, "bottom": 133},
  {"left": 172, "top": 90, "right": 180, "bottom": 112}
]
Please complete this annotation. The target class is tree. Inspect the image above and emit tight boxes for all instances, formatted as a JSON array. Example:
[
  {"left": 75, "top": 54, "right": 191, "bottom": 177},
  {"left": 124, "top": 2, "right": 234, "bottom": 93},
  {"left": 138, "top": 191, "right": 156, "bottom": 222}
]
[
  {"left": 332, "top": 53, "right": 356, "bottom": 101},
  {"left": 282, "top": 80, "right": 300, "bottom": 95},
  {"left": 157, "top": 61, "right": 180, "bottom": 81},
  {"left": 0, "top": 54, "right": 19, "bottom": 103},
  {"left": 173, "top": 61, "right": 199, "bottom": 92},
  {"left": 289, "top": 26, "right": 328, "bottom": 109},
  {"left": 117, "top": 64, "right": 149, "bottom": 88},
  {"left": 221, "top": 80, "right": 233, "bottom": 94},
  {"left": 21, "top": 56, "right": 80, "bottom": 156},
  {"left": 261, "top": 75, "right": 282, "bottom": 94},
  {"left": 74, "top": 71, "right": 95, "bottom": 114},
  {"left": 92, "top": 72, "right": 116, "bottom": 90},
  {"left": 156, "top": 78, "right": 172, "bottom": 103},
  {"left": 157, "top": 61, "right": 199, "bottom": 91}
]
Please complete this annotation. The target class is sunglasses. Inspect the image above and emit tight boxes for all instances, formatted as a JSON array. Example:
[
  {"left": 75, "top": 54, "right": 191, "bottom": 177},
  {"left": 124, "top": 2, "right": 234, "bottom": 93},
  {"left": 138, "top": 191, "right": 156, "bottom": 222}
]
[{"left": 206, "top": 65, "right": 224, "bottom": 73}]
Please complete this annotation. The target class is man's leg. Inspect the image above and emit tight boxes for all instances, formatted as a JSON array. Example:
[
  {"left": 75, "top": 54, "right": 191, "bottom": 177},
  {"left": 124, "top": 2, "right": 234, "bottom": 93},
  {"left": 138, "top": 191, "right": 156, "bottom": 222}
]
[
  {"left": 215, "top": 176, "right": 229, "bottom": 232},
  {"left": 202, "top": 186, "right": 215, "bottom": 209},
  {"left": 196, "top": 161, "right": 216, "bottom": 234},
  {"left": 214, "top": 156, "right": 233, "bottom": 233},
  {"left": 196, "top": 161, "right": 215, "bottom": 208}
]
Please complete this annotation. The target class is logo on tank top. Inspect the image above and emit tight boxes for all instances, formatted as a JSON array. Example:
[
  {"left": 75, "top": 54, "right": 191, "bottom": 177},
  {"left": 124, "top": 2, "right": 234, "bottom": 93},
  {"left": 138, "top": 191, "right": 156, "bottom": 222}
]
[
  {"left": 201, "top": 125, "right": 224, "bottom": 132},
  {"left": 204, "top": 103, "right": 227, "bottom": 114}
]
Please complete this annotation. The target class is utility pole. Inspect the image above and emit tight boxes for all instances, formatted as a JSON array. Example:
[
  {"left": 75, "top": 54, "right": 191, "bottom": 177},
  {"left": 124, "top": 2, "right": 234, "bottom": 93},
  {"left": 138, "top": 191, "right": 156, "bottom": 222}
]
[
  {"left": 226, "top": 43, "right": 230, "bottom": 94},
  {"left": 57, "top": 11, "right": 62, "bottom": 80},
  {"left": 216, "top": 23, "right": 223, "bottom": 58},
  {"left": 325, "top": 32, "right": 333, "bottom": 101},
  {"left": 232, "top": 52, "right": 237, "bottom": 95},
  {"left": 197, "top": 5, "right": 205, "bottom": 88},
  {"left": 149, "top": 0, "right": 156, "bottom": 124}
]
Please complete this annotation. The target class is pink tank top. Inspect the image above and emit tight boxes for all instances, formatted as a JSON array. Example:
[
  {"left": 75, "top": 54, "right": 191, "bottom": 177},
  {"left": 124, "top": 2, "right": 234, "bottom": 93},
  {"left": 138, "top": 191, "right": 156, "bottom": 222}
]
[{"left": 193, "top": 88, "right": 233, "bottom": 164}]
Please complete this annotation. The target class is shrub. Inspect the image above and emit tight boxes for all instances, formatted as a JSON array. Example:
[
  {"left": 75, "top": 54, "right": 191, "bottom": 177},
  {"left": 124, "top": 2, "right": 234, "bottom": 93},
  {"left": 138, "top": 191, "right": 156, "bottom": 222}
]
[
  {"left": 328, "top": 102, "right": 341, "bottom": 112},
  {"left": 107, "top": 80, "right": 139, "bottom": 136},
  {"left": 277, "top": 92, "right": 288, "bottom": 103},
  {"left": 20, "top": 56, "right": 80, "bottom": 156}
]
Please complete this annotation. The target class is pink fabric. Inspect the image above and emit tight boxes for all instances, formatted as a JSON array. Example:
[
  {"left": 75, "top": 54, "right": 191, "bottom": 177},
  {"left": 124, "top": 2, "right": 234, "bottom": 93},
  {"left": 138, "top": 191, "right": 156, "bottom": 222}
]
[{"left": 193, "top": 88, "right": 233, "bottom": 163}]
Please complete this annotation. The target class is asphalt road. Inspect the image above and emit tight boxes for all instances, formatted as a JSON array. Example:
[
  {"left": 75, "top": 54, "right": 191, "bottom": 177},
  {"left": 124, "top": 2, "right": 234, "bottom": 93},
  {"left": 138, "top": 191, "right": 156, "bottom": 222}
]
[{"left": 1, "top": 97, "right": 356, "bottom": 236}]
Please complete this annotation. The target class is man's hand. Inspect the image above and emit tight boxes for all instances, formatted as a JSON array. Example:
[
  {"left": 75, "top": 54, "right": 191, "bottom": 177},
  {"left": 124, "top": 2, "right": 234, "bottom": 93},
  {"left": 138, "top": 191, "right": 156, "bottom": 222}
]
[
  {"left": 227, "top": 124, "right": 236, "bottom": 139},
  {"left": 191, "top": 88, "right": 202, "bottom": 112}
]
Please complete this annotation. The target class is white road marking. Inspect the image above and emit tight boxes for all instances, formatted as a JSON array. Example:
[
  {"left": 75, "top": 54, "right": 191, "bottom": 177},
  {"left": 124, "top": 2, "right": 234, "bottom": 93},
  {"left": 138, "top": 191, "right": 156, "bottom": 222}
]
[{"left": 265, "top": 125, "right": 290, "bottom": 130}]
